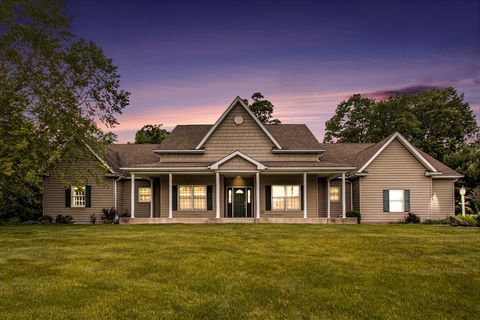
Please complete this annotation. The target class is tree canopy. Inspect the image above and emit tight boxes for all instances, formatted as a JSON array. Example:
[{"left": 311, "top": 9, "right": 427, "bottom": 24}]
[
  {"left": 324, "top": 87, "right": 479, "bottom": 190},
  {"left": 244, "top": 92, "right": 281, "bottom": 124},
  {"left": 135, "top": 124, "right": 169, "bottom": 144},
  {"left": 0, "top": 0, "right": 129, "bottom": 219},
  {"left": 324, "top": 87, "right": 478, "bottom": 159}
]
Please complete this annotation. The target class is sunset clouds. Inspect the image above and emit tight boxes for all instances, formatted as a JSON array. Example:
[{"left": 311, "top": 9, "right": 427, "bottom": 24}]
[{"left": 68, "top": 0, "right": 480, "bottom": 143}]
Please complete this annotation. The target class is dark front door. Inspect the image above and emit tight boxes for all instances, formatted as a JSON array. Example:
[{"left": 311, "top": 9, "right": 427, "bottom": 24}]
[
  {"left": 233, "top": 188, "right": 246, "bottom": 217},
  {"left": 226, "top": 187, "right": 253, "bottom": 218}
]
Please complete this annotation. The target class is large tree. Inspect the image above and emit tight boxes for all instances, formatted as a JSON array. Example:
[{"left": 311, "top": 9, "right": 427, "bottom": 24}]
[
  {"left": 244, "top": 92, "right": 281, "bottom": 124},
  {"left": 0, "top": 0, "right": 129, "bottom": 219},
  {"left": 324, "top": 88, "right": 478, "bottom": 159},
  {"left": 135, "top": 124, "right": 169, "bottom": 144}
]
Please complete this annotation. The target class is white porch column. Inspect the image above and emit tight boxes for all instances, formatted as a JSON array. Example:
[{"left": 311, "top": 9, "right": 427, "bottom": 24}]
[
  {"left": 341, "top": 173, "right": 346, "bottom": 218},
  {"left": 303, "top": 173, "right": 307, "bottom": 218},
  {"left": 215, "top": 172, "right": 220, "bottom": 219},
  {"left": 327, "top": 178, "right": 331, "bottom": 219},
  {"left": 256, "top": 172, "right": 260, "bottom": 218},
  {"left": 150, "top": 178, "right": 153, "bottom": 218},
  {"left": 130, "top": 173, "right": 135, "bottom": 218},
  {"left": 168, "top": 173, "right": 173, "bottom": 219}
]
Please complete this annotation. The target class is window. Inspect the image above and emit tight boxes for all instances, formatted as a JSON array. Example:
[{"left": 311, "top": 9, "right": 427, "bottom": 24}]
[
  {"left": 272, "top": 185, "right": 301, "bottom": 210},
  {"left": 138, "top": 187, "right": 151, "bottom": 202},
  {"left": 388, "top": 190, "right": 404, "bottom": 212},
  {"left": 330, "top": 186, "right": 340, "bottom": 202},
  {"left": 72, "top": 186, "right": 85, "bottom": 207},
  {"left": 178, "top": 185, "right": 207, "bottom": 210}
]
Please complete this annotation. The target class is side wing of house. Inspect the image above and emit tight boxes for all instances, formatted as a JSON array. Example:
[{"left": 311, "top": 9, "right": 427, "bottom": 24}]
[
  {"left": 356, "top": 137, "right": 457, "bottom": 223},
  {"left": 43, "top": 160, "right": 116, "bottom": 223}
]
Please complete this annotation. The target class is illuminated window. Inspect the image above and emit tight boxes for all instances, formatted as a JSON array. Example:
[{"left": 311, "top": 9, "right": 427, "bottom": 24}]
[
  {"left": 178, "top": 185, "right": 207, "bottom": 211},
  {"left": 272, "top": 185, "right": 300, "bottom": 210},
  {"left": 138, "top": 187, "right": 151, "bottom": 202},
  {"left": 330, "top": 187, "right": 340, "bottom": 202},
  {"left": 72, "top": 186, "right": 85, "bottom": 207},
  {"left": 193, "top": 186, "right": 207, "bottom": 210}
]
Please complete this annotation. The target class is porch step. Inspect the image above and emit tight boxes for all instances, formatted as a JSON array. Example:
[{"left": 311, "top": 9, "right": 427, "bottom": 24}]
[{"left": 119, "top": 217, "right": 358, "bottom": 224}]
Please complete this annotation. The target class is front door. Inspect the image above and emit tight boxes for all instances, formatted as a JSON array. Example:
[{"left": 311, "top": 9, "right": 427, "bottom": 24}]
[
  {"left": 233, "top": 188, "right": 246, "bottom": 217},
  {"left": 226, "top": 187, "right": 253, "bottom": 218}
]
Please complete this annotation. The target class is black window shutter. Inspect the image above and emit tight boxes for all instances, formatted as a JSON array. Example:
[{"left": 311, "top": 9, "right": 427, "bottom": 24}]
[
  {"left": 301, "top": 185, "right": 304, "bottom": 210},
  {"left": 207, "top": 185, "right": 213, "bottom": 210},
  {"left": 65, "top": 187, "right": 71, "bottom": 208},
  {"left": 172, "top": 185, "right": 178, "bottom": 211},
  {"left": 404, "top": 190, "right": 410, "bottom": 212},
  {"left": 383, "top": 190, "right": 389, "bottom": 212},
  {"left": 85, "top": 186, "right": 91, "bottom": 208},
  {"left": 265, "top": 185, "right": 271, "bottom": 211}
]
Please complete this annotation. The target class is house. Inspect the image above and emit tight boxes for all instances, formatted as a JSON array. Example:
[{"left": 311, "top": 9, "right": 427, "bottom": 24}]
[{"left": 43, "top": 97, "right": 462, "bottom": 224}]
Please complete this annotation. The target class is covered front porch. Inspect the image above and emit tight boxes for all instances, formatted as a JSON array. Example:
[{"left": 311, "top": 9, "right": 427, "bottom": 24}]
[{"left": 120, "top": 167, "right": 355, "bottom": 223}]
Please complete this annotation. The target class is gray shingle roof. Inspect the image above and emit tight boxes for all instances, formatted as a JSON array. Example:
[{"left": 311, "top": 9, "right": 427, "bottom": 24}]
[{"left": 103, "top": 127, "right": 460, "bottom": 178}]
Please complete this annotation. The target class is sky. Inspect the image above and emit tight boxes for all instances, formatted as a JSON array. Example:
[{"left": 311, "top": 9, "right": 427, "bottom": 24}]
[{"left": 67, "top": 0, "right": 480, "bottom": 143}]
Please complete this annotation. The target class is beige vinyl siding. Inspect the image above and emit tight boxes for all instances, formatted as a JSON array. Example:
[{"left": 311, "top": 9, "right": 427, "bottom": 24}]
[
  {"left": 218, "top": 156, "right": 258, "bottom": 170},
  {"left": 43, "top": 160, "right": 114, "bottom": 224},
  {"left": 431, "top": 179, "right": 455, "bottom": 218},
  {"left": 317, "top": 178, "right": 327, "bottom": 217},
  {"left": 160, "top": 175, "right": 169, "bottom": 218},
  {"left": 360, "top": 138, "right": 432, "bottom": 223},
  {"left": 352, "top": 178, "right": 360, "bottom": 212},
  {"left": 120, "top": 179, "right": 152, "bottom": 218},
  {"left": 153, "top": 178, "right": 161, "bottom": 218},
  {"left": 115, "top": 178, "right": 123, "bottom": 212},
  {"left": 306, "top": 174, "right": 318, "bottom": 218},
  {"left": 160, "top": 102, "right": 318, "bottom": 163}
]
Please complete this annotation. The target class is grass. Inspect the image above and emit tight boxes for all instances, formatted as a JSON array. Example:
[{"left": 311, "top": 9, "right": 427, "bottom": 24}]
[{"left": 0, "top": 225, "right": 479, "bottom": 320}]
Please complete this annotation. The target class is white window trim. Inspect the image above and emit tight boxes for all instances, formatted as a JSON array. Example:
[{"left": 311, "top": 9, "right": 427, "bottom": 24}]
[
  {"left": 178, "top": 185, "right": 207, "bottom": 211},
  {"left": 71, "top": 186, "right": 86, "bottom": 208},
  {"left": 330, "top": 186, "right": 340, "bottom": 202},
  {"left": 388, "top": 189, "right": 405, "bottom": 213},
  {"left": 271, "top": 185, "right": 301, "bottom": 211},
  {"left": 138, "top": 187, "right": 152, "bottom": 203}
]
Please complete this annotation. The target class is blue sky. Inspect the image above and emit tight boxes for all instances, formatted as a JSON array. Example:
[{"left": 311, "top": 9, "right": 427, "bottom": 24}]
[{"left": 67, "top": 0, "right": 480, "bottom": 142}]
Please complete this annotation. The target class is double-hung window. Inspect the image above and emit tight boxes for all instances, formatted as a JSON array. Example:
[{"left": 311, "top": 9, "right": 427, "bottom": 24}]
[
  {"left": 384, "top": 189, "right": 410, "bottom": 212},
  {"left": 178, "top": 185, "right": 207, "bottom": 210},
  {"left": 72, "top": 186, "right": 86, "bottom": 207},
  {"left": 272, "top": 185, "right": 301, "bottom": 210}
]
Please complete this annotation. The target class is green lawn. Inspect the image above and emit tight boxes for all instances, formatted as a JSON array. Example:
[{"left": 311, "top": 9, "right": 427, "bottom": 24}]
[{"left": 0, "top": 225, "right": 479, "bottom": 320}]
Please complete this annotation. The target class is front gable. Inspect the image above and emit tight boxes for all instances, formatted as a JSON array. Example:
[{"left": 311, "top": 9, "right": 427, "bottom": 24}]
[
  {"left": 210, "top": 151, "right": 266, "bottom": 170},
  {"left": 195, "top": 98, "right": 282, "bottom": 160},
  {"left": 218, "top": 155, "right": 259, "bottom": 170}
]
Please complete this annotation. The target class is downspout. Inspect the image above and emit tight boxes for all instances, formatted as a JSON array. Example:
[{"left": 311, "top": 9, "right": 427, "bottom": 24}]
[{"left": 114, "top": 177, "right": 122, "bottom": 210}]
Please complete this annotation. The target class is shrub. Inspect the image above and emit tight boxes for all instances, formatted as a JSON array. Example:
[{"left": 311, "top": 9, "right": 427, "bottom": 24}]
[
  {"left": 89, "top": 214, "right": 97, "bottom": 224},
  {"left": 55, "top": 215, "right": 74, "bottom": 224},
  {"left": 346, "top": 210, "right": 361, "bottom": 223},
  {"left": 455, "top": 214, "right": 477, "bottom": 227},
  {"left": 474, "top": 215, "right": 480, "bottom": 227},
  {"left": 38, "top": 215, "right": 53, "bottom": 224},
  {"left": 1, "top": 217, "right": 22, "bottom": 225},
  {"left": 422, "top": 218, "right": 449, "bottom": 225},
  {"left": 404, "top": 212, "right": 420, "bottom": 224},
  {"left": 101, "top": 208, "right": 117, "bottom": 224}
]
